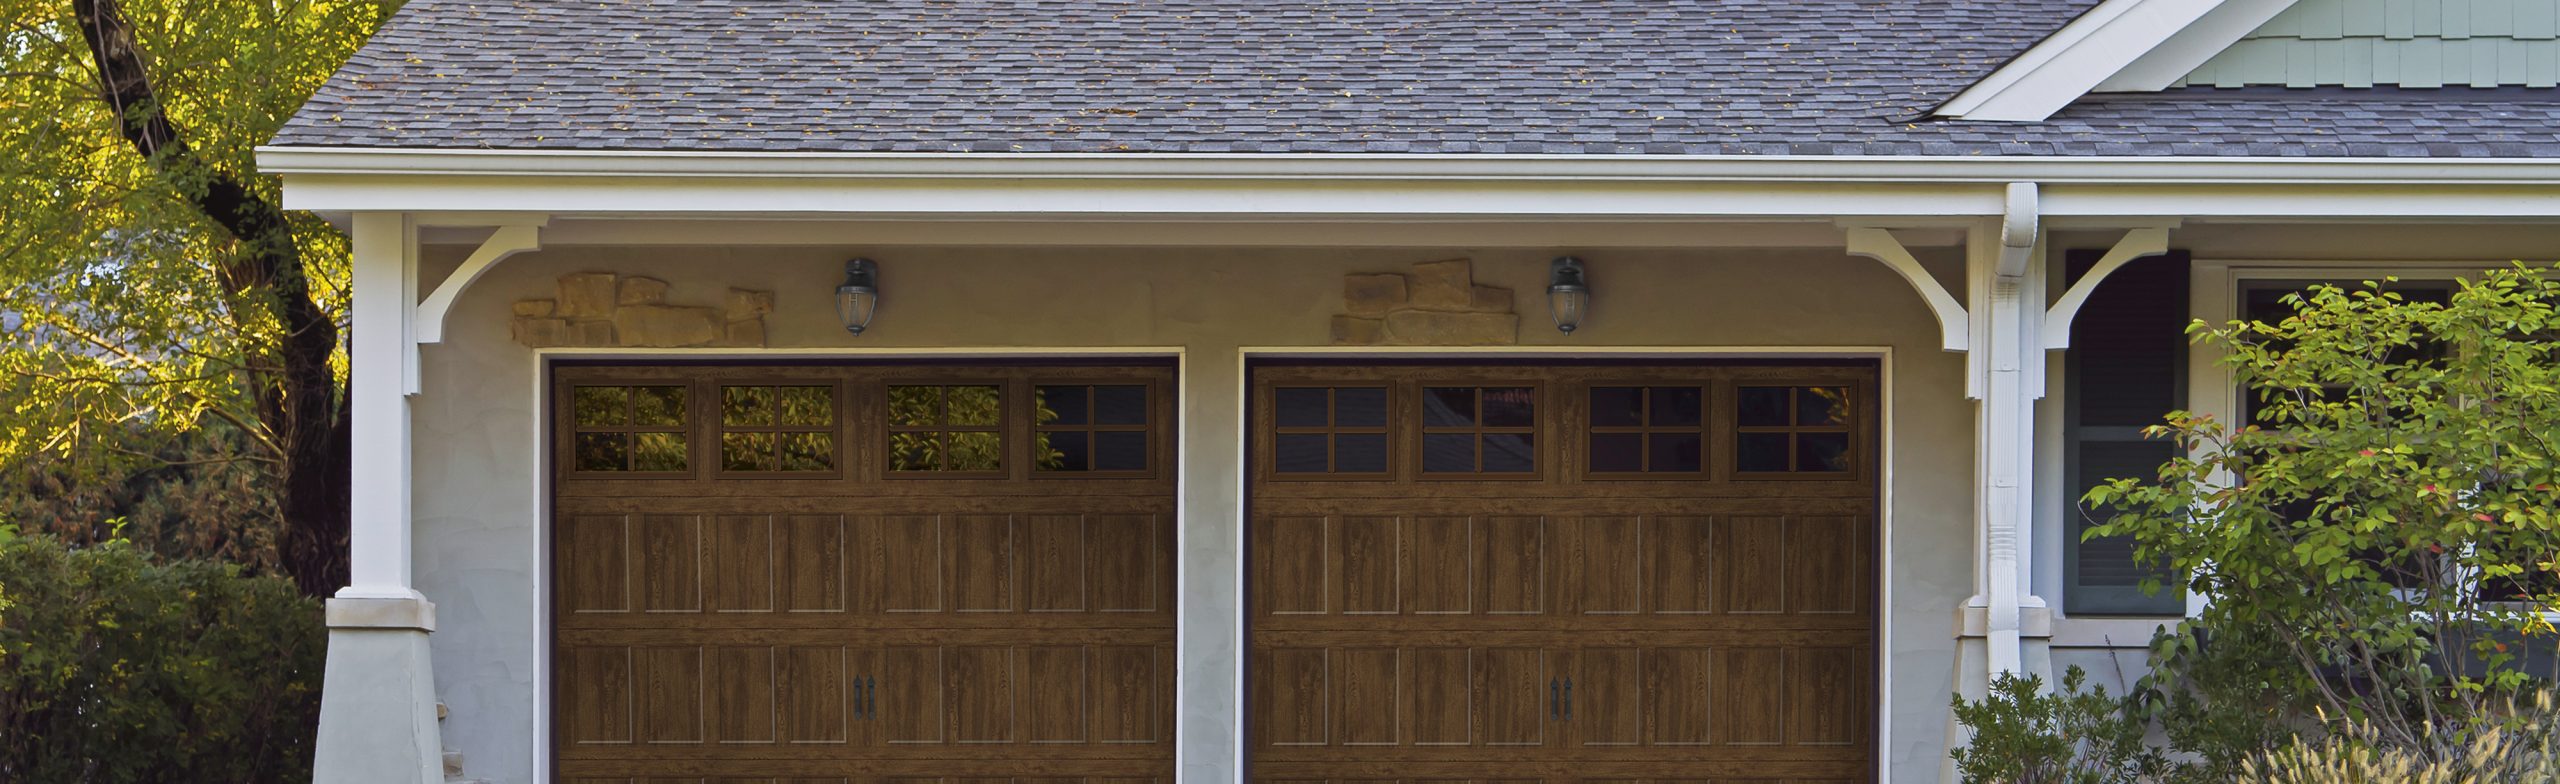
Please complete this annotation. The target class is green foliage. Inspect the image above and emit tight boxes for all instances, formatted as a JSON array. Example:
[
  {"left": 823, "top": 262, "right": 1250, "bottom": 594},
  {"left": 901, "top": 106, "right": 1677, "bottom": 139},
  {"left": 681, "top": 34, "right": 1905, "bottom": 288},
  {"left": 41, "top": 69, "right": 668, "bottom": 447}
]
[
  {"left": 1, "top": 0, "right": 397, "bottom": 572},
  {"left": 2085, "top": 264, "right": 2560, "bottom": 763},
  {"left": 1951, "top": 666, "right": 2170, "bottom": 784},
  {"left": 0, "top": 532, "right": 324, "bottom": 782}
]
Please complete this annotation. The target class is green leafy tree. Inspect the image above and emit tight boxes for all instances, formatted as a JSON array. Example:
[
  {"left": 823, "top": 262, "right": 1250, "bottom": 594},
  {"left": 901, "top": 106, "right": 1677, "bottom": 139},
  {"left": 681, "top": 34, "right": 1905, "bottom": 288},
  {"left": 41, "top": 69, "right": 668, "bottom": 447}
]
[
  {"left": 2086, "top": 264, "right": 2560, "bottom": 763},
  {"left": 1, "top": 0, "right": 399, "bottom": 593}
]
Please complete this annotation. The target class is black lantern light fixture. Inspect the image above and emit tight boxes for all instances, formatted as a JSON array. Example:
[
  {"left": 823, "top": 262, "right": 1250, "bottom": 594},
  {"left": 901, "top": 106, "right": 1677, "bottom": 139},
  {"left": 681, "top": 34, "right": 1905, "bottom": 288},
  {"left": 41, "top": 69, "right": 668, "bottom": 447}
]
[
  {"left": 837, "top": 258, "right": 881, "bottom": 336},
  {"left": 1547, "top": 256, "right": 1590, "bottom": 334}
]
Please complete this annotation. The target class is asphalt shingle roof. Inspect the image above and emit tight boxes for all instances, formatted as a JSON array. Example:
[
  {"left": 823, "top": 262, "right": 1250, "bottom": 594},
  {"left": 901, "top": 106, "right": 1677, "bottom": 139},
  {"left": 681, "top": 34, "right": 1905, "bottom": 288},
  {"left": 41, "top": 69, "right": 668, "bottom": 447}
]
[{"left": 269, "top": 0, "right": 2560, "bottom": 157}]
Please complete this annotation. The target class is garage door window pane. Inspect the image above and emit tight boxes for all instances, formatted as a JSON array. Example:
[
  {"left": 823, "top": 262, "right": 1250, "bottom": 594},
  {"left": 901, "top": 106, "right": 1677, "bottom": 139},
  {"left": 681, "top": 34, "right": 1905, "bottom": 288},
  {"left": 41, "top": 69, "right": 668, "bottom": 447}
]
[
  {"left": 1271, "top": 386, "right": 1391, "bottom": 477},
  {"left": 1734, "top": 385, "right": 1854, "bottom": 476},
  {"left": 1421, "top": 386, "right": 1536, "bottom": 477},
  {"left": 569, "top": 384, "right": 690, "bottom": 474},
  {"left": 888, "top": 385, "right": 1004, "bottom": 474},
  {"left": 719, "top": 385, "right": 837, "bottom": 474},
  {"left": 1587, "top": 386, "right": 1706, "bottom": 477},
  {"left": 1036, "top": 383, "right": 1152, "bottom": 475}
]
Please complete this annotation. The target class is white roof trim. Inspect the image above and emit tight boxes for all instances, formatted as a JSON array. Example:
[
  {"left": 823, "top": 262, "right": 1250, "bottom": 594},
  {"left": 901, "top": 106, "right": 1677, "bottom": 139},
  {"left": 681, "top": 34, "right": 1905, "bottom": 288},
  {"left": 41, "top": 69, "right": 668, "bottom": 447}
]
[{"left": 1934, "top": 0, "right": 2300, "bottom": 122}]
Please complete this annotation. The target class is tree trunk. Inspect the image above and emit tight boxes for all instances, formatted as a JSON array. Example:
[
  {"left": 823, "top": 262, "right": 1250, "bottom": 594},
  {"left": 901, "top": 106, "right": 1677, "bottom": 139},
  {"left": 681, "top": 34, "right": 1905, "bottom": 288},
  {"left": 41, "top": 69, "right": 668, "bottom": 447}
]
[{"left": 74, "top": 0, "right": 350, "bottom": 597}]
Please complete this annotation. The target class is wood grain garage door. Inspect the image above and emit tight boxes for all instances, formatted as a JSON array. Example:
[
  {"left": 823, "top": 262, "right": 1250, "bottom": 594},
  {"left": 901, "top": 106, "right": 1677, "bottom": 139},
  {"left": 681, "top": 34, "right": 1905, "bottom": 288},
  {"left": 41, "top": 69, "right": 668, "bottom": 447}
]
[
  {"left": 1249, "top": 364, "right": 1878, "bottom": 784},
  {"left": 553, "top": 364, "right": 1177, "bottom": 784}
]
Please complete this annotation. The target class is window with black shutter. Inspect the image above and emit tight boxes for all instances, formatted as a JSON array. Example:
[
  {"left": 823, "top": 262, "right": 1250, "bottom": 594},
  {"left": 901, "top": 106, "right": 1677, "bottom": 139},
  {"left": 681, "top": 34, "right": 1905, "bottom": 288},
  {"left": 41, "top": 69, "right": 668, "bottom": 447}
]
[{"left": 2063, "top": 249, "right": 2190, "bottom": 616}]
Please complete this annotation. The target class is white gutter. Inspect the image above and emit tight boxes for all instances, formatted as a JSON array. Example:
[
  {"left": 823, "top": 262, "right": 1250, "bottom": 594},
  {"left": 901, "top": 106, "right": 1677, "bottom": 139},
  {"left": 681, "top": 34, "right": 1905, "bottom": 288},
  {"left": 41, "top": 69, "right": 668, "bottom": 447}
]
[{"left": 255, "top": 147, "right": 2560, "bottom": 186}]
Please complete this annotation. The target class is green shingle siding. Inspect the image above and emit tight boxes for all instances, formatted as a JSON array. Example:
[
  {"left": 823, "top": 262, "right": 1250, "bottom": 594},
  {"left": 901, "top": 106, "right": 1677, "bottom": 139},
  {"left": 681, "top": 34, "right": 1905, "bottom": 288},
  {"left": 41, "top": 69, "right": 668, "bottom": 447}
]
[{"left": 2179, "top": 0, "right": 2560, "bottom": 86}]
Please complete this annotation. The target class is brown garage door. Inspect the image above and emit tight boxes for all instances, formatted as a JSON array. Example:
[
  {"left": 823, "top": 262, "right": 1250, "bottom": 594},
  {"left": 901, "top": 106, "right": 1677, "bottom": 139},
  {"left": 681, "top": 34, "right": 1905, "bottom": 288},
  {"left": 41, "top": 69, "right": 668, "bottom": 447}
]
[
  {"left": 553, "top": 363, "right": 1177, "bottom": 783},
  {"left": 1249, "top": 363, "right": 1878, "bottom": 784}
]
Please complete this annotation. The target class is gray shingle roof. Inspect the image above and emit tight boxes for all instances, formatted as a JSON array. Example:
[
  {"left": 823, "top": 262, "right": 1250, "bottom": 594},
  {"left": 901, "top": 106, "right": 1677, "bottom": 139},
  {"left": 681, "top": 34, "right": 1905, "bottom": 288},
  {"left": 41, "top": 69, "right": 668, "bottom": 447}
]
[{"left": 269, "top": 0, "right": 2560, "bottom": 157}]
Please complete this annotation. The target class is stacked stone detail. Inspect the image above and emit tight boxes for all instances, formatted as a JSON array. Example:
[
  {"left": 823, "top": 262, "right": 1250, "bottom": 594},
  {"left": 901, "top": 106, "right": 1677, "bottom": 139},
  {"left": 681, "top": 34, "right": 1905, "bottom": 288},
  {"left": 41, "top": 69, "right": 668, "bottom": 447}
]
[
  {"left": 511, "top": 272, "right": 772, "bottom": 348},
  {"left": 1332, "top": 258, "right": 1518, "bottom": 345}
]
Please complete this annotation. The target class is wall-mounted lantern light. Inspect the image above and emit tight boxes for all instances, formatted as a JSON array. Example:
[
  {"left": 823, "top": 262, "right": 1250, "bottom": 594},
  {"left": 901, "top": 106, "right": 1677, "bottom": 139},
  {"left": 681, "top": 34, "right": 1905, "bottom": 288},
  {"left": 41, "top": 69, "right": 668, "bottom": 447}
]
[
  {"left": 1548, "top": 256, "right": 1590, "bottom": 334},
  {"left": 837, "top": 258, "right": 881, "bottom": 336}
]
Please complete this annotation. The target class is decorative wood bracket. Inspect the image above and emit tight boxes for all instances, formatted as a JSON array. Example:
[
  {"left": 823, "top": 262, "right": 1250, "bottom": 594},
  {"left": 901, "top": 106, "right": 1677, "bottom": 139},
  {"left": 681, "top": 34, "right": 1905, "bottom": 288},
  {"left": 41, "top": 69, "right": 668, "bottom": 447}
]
[
  {"left": 1844, "top": 227, "right": 1971, "bottom": 353},
  {"left": 405, "top": 218, "right": 547, "bottom": 396},
  {"left": 2040, "top": 227, "right": 2172, "bottom": 350}
]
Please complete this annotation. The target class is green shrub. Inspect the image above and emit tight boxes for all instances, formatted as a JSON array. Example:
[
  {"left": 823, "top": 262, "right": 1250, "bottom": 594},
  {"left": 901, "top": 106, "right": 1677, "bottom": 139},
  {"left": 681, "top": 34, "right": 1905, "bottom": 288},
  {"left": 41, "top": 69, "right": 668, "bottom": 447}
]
[
  {"left": 0, "top": 529, "right": 323, "bottom": 782},
  {"left": 1951, "top": 666, "right": 2171, "bottom": 784}
]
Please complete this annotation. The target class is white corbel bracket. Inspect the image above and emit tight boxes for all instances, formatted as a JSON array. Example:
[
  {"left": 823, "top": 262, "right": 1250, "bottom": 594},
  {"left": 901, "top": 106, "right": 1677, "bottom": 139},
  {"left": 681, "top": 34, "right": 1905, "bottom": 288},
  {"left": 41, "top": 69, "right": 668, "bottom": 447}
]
[
  {"left": 2040, "top": 227, "right": 2172, "bottom": 350},
  {"left": 1845, "top": 227, "right": 1971, "bottom": 353},
  {"left": 406, "top": 220, "right": 547, "bottom": 396}
]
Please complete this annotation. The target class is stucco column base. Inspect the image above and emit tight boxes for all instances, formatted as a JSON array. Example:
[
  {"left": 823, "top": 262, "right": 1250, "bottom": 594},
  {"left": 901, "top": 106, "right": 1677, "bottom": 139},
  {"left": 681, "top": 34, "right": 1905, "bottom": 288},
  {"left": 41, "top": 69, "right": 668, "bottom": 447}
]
[{"left": 313, "top": 597, "right": 445, "bottom": 784}]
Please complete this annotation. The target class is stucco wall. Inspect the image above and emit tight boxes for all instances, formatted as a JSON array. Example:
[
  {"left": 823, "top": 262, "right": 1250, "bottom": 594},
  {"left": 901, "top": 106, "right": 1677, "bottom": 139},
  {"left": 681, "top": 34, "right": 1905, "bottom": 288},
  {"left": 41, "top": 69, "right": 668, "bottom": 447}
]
[{"left": 409, "top": 243, "right": 1979, "bottom": 783}]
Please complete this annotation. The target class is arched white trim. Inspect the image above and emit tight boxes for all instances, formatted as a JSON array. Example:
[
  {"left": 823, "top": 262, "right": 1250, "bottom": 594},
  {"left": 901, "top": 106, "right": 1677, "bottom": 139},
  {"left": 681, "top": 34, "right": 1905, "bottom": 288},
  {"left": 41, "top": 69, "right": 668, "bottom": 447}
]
[{"left": 416, "top": 223, "right": 544, "bottom": 345}]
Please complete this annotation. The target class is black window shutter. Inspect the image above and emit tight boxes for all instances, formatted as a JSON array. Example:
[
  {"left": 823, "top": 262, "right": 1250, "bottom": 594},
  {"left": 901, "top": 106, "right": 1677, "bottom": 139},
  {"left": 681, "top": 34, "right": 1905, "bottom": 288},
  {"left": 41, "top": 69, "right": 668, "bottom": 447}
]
[{"left": 2063, "top": 248, "right": 2190, "bottom": 616}]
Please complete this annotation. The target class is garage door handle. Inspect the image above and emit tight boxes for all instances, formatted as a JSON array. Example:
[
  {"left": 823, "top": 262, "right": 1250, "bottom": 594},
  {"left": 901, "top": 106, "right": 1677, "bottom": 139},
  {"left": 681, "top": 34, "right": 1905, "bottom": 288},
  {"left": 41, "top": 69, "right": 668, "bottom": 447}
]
[
  {"left": 862, "top": 676, "right": 876, "bottom": 720},
  {"left": 1563, "top": 678, "right": 1573, "bottom": 720},
  {"left": 1549, "top": 679, "right": 1560, "bottom": 720}
]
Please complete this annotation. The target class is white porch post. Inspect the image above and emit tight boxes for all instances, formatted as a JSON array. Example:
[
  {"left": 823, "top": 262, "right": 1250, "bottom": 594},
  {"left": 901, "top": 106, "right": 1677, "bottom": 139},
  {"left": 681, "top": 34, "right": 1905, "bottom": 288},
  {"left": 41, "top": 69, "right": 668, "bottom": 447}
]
[
  {"left": 312, "top": 211, "right": 446, "bottom": 784},
  {"left": 1175, "top": 345, "right": 1247, "bottom": 783},
  {"left": 1962, "top": 212, "right": 2052, "bottom": 680}
]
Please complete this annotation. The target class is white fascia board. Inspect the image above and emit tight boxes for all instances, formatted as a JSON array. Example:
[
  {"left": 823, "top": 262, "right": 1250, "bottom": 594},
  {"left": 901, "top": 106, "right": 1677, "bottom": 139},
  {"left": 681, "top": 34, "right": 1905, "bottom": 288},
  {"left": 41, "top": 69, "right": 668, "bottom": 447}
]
[
  {"left": 1934, "top": 0, "right": 2293, "bottom": 122},
  {"left": 2097, "top": 0, "right": 2299, "bottom": 91},
  {"left": 256, "top": 147, "right": 2560, "bottom": 221}
]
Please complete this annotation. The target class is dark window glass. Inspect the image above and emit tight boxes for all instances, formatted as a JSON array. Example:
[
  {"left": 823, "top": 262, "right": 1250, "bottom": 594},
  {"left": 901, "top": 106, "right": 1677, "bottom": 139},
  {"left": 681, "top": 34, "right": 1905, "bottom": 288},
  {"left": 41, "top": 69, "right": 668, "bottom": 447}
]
[
  {"left": 1334, "top": 434, "right": 1389, "bottom": 473},
  {"left": 1796, "top": 387, "right": 1850, "bottom": 426},
  {"left": 1481, "top": 387, "right": 1535, "bottom": 427},
  {"left": 1738, "top": 432, "right": 1790, "bottom": 473},
  {"left": 1738, "top": 386, "right": 1789, "bottom": 426},
  {"left": 1095, "top": 385, "right": 1147, "bottom": 425},
  {"left": 1334, "top": 388, "right": 1389, "bottom": 428},
  {"left": 632, "top": 433, "right": 688, "bottom": 472},
  {"left": 574, "top": 386, "right": 628, "bottom": 427},
  {"left": 1276, "top": 434, "right": 1329, "bottom": 473},
  {"left": 1591, "top": 387, "right": 1643, "bottom": 427},
  {"left": 1797, "top": 432, "right": 1852, "bottom": 472},
  {"left": 1483, "top": 434, "right": 1536, "bottom": 473},
  {"left": 723, "top": 433, "right": 778, "bottom": 471},
  {"left": 1039, "top": 431, "right": 1090, "bottom": 471},
  {"left": 632, "top": 386, "right": 687, "bottom": 426},
  {"left": 1591, "top": 433, "right": 1643, "bottom": 473},
  {"left": 1423, "top": 433, "right": 1477, "bottom": 473},
  {"left": 1649, "top": 433, "right": 1702, "bottom": 473},
  {"left": 1276, "top": 388, "right": 1329, "bottom": 428},
  {"left": 575, "top": 432, "right": 626, "bottom": 472},
  {"left": 1423, "top": 387, "right": 1476, "bottom": 427},
  {"left": 1038, "top": 385, "right": 1089, "bottom": 425},
  {"left": 723, "top": 385, "right": 774, "bottom": 426},
  {"left": 1650, "top": 387, "right": 1705, "bottom": 427},
  {"left": 1037, "top": 383, "right": 1150, "bottom": 474},
  {"left": 778, "top": 432, "right": 832, "bottom": 471},
  {"left": 1096, "top": 431, "right": 1148, "bottom": 471}
]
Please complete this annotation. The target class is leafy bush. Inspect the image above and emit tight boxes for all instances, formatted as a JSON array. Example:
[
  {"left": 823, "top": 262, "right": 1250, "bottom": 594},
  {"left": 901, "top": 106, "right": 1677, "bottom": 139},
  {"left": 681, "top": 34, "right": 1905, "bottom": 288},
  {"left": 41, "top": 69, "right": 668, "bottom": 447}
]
[
  {"left": 1951, "top": 666, "right": 2170, "bottom": 784},
  {"left": 2085, "top": 264, "right": 2560, "bottom": 761},
  {"left": 0, "top": 529, "right": 323, "bottom": 782}
]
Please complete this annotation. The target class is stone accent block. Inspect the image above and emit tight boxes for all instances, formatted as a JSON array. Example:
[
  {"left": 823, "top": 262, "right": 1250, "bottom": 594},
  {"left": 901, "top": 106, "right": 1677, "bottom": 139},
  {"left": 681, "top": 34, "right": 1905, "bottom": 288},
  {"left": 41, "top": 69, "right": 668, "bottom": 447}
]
[
  {"left": 618, "top": 276, "right": 670, "bottom": 305},
  {"left": 1384, "top": 310, "right": 1518, "bottom": 346},
  {"left": 725, "top": 288, "right": 774, "bottom": 320},
  {"left": 1333, "top": 258, "right": 1519, "bottom": 346},
  {"left": 513, "top": 272, "right": 772, "bottom": 349},
  {"left": 1343, "top": 274, "right": 1408, "bottom": 316},
  {"left": 554, "top": 272, "right": 618, "bottom": 319},
  {"left": 614, "top": 304, "right": 723, "bottom": 347},
  {"left": 1331, "top": 315, "right": 1385, "bottom": 345}
]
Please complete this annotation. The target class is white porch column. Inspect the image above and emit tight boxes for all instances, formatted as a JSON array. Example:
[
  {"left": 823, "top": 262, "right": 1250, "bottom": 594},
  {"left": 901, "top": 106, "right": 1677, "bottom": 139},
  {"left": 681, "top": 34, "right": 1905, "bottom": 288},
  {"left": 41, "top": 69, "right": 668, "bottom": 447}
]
[
  {"left": 1175, "top": 345, "right": 1247, "bottom": 783},
  {"left": 312, "top": 211, "right": 446, "bottom": 784}
]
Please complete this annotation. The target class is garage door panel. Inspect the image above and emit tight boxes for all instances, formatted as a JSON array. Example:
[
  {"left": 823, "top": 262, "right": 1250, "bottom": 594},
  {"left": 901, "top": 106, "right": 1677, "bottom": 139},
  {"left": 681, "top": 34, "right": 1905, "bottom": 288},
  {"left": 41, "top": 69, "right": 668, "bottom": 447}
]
[
  {"left": 1642, "top": 647, "right": 1715, "bottom": 747},
  {"left": 781, "top": 515, "right": 849, "bottom": 613},
  {"left": 637, "top": 646, "right": 707, "bottom": 744},
  {"left": 1411, "top": 517, "right": 1472, "bottom": 614},
  {"left": 1256, "top": 646, "right": 1329, "bottom": 746},
  {"left": 1409, "top": 647, "right": 1472, "bottom": 745},
  {"left": 1088, "top": 514, "right": 1164, "bottom": 613},
  {"left": 877, "top": 515, "right": 946, "bottom": 613},
  {"left": 1564, "top": 517, "right": 1642, "bottom": 616},
  {"left": 1026, "top": 517, "right": 1090, "bottom": 613},
  {"left": 711, "top": 645, "right": 778, "bottom": 743},
  {"left": 1475, "top": 648, "right": 1552, "bottom": 747},
  {"left": 1023, "top": 646, "right": 1087, "bottom": 743},
  {"left": 567, "top": 515, "right": 634, "bottom": 613},
  {"left": 1784, "top": 517, "right": 1867, "bottom": 616},
  {"left": 1717, "top": 648, "right": 1786, "bottom": 746},
  {"left": 949, "top": 516, "right": 1018, "bottom": 613},
  {"left": 1567, "top": 648, "right": 1641, "bottom": 748},
  {"left": 1787, "top": 648, "right": 1869, "bottom": 748},
  {"left": 565, "top": 645, "right": 636, "bottom": 745},
  {"left": 1260, "top": 517, "right": 1329, "bottom": 615},
  {"left": 1335, "top": 647, "right": 1402, "bottom": 746},
  {"left": 640, "top": 515, "right": 706, "bottom": 613},
  {"left": 880, "top": 646, "right": 948, "bottom": 745},
  {"left": 777, "top": 646, "right": 851, "bottom": 744},
  {"left": 1091, "top": 645, "right": 1165, "bottom": 744},
  {"left": 1715, "top": 518, "right": 1786, "bottom": 615},
  {"left": 1644, "top": 516, "right": 1713, "bottom": 616},
  {"left": 1477, "top": 517, "right": 1548, "bottom": 616},
  {"left": 1340, "top": 516, "right": 1401, "bottom": 615},
  {"left": 710, "top": 515, "right": 777, "bottom": 613}
]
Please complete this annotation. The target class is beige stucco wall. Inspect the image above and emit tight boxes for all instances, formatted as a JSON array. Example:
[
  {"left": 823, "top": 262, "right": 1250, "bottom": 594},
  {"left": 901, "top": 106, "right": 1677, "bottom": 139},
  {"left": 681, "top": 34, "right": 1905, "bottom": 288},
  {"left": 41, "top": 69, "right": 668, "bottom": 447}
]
[{"left": 410, "top": 241, "right": 1980, "bottom": 783}]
